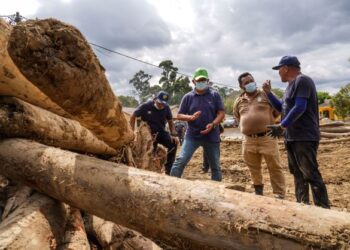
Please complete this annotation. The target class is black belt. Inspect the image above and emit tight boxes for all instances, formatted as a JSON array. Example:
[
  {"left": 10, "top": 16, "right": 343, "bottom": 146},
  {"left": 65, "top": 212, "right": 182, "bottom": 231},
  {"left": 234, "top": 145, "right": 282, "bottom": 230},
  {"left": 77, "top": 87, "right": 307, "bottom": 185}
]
[{"left": 247, "top": 131, "right": 268, "bottom": 138}]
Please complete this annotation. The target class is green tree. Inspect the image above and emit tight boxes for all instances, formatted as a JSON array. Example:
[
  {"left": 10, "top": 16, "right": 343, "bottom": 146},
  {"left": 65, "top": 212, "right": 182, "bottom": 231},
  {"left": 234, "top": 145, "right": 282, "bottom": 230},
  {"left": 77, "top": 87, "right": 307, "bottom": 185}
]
[
  {"left": 118, "top": 95, "right": 139, "bottom": 107},
  {"left": 317, "top": 91, "right": 331, "bottom": 104},
  {"left": 272, "top": 88, "right": 284, "bottom": 99},
  {"left": 129, "top": 70, "right": 152, "bottom": 102},
  {"left": 158, "top": 60, "right": 191, "bottom": 105},
  {"left": 330, "top": 83, "right": 350, "bottom": 119}
]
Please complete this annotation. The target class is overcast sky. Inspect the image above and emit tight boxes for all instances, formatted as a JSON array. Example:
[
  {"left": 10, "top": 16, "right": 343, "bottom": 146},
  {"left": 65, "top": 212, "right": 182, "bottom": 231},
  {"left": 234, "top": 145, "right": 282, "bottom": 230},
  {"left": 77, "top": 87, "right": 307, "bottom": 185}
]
[{"left": 3, "top": 0, "right": 350, "bottom": 96}]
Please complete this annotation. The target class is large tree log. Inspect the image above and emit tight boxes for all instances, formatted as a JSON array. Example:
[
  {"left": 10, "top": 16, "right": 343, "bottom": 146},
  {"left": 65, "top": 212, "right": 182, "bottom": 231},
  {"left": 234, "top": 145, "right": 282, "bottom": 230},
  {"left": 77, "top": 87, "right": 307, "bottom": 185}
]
[
  {"left": 0, "top": 19, "right": 69, "bottom": 117},
  {"left": 87, "top": 215, "right": 161, "bottom": 250},
  {"left": 321, "top": 131, "right": 350, "bottom": 138},
  {"left": 0, "top": 139, "right": 350, "bottom": 249},
  {"left": 1, "top": 185, "right": 32, "bottom": 220},
  {"left": 0, "top": 192, "right": 67, "bottom": 249},
  {"left": 319, "top": 121, "right": 345, "bottom": 127},
  {"left": 320, "top": 126, "right": 350, "bottom": 133},
  {"left": 6, "top": 18, "right": 134, "bottom": 148},
  {"left": 0, "top": 96, "right": 117, "bottom": 155}
]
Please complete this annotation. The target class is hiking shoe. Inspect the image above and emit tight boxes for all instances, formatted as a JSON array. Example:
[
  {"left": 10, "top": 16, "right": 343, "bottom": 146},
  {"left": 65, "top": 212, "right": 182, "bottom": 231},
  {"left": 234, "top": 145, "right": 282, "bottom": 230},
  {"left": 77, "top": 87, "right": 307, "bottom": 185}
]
[{"left": 274, "top": 194, "right": 285, "bottom": 200}]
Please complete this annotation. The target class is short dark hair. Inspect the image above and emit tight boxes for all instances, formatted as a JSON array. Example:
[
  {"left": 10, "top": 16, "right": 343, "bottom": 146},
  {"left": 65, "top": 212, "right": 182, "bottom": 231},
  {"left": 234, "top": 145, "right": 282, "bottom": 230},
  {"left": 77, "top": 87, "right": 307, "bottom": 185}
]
[{"left": 238, "top": 72, "right": 252, "bottom": 85}]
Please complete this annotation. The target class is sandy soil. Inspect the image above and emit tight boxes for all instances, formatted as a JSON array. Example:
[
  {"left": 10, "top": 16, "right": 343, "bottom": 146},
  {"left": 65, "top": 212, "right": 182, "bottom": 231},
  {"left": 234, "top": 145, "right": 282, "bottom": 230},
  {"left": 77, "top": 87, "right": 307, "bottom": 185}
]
[{"left": 180, "top": 131, "right": 350, "bottom": 211}]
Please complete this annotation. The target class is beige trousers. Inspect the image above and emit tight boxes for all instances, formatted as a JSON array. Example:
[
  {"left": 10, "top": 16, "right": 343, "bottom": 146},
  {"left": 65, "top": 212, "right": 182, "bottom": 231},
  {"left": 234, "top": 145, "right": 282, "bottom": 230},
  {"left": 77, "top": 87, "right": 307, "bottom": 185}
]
[{"left": 242, "top": 135, "right": 286, "bottom": 196}]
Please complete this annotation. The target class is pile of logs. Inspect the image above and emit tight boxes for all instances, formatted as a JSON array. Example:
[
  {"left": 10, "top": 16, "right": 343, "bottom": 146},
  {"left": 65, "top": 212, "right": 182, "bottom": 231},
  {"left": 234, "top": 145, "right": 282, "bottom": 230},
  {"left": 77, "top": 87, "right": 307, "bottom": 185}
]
[
  {"left": 320, "top": 121, "right": 350, "bottom": 139},
  {"left": 1, "top": 18, "right": 350, "bottom": 249}
]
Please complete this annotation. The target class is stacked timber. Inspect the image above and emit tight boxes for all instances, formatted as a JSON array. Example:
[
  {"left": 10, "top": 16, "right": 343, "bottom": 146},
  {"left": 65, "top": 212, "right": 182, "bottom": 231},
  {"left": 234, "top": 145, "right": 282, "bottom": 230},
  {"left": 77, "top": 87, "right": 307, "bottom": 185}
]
[
  {"left": 0, "top": 17, "right": 350, "bottom": 249},
  {"left": 320, "top": 121, "right": 350, "bottom": 139}
]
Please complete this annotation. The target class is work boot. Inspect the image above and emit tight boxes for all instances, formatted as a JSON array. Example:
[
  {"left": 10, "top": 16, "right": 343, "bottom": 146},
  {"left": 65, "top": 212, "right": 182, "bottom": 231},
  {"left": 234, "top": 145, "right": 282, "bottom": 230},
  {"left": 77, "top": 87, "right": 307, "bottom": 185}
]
[{"left": 254, "top": 185, "right": 264, "bottom": 196}]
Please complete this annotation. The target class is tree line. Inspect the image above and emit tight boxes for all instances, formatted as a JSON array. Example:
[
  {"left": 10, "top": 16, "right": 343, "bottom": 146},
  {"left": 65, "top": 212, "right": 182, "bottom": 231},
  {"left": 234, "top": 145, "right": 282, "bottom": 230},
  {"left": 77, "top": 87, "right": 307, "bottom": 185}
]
[{"left": 118, "top": 59, "right": 350, "bottom": 118}]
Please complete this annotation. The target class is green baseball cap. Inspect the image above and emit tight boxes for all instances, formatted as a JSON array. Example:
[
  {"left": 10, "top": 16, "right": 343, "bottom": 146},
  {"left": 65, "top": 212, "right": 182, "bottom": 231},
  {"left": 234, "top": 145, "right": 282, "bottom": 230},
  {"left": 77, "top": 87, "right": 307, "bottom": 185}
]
[{"left": 193, "top": 68, "right": 209, "bottom": 80}]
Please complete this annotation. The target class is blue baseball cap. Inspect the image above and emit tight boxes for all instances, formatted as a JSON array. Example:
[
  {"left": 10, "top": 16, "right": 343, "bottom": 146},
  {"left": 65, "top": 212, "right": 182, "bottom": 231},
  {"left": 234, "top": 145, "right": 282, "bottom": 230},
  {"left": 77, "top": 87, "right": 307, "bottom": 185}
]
[
  {"left": 272, "top": 56, "right": 300, "bottom": 70},
  {"left": 156, "top": 91, "right": 169, "bottom": 104}
]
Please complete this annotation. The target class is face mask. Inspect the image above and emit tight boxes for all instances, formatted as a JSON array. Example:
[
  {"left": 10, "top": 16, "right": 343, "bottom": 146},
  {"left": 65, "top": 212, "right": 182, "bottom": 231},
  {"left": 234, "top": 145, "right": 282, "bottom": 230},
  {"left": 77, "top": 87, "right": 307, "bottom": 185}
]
[
  {"left": 245, "top": 82, "right": 257, "bottom": 93},
  {"left": 154, "top": 101, "right": 164, "bottom": 110},
  {"left": 195, "top": 80, "right": 209, "bottom": 91}
]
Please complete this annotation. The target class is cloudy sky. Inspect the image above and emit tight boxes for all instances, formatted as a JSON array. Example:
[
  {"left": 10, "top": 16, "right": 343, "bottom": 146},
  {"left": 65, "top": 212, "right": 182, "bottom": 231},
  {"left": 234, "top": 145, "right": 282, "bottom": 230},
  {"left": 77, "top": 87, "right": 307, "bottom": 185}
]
[{"left": 3, "top": 0, "right": 350, "bottom": 96}]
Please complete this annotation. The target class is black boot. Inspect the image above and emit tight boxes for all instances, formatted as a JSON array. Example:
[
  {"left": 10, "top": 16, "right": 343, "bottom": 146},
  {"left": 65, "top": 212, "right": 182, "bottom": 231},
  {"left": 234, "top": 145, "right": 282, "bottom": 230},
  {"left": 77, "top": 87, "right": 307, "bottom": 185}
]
[{"left": 254, "top": 185, "right": 264, "bottom": 196}]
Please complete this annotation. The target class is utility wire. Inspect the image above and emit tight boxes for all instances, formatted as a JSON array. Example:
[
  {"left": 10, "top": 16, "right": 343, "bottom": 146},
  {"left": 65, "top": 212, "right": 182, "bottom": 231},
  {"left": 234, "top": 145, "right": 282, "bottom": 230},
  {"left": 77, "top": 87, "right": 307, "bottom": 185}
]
[{"left": 90, "top": 42, "right": 235, "bottom": 89}]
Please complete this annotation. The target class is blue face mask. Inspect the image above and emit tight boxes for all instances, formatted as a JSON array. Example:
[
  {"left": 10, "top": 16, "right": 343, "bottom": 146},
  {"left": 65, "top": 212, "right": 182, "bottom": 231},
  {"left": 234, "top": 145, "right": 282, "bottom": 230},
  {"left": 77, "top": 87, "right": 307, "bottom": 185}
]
[
  {"left": 245, "top": 82, "right": 257, "bottom": 93},
  {"left": 195, "top": 80, "right": 208, "bottom": 91}
]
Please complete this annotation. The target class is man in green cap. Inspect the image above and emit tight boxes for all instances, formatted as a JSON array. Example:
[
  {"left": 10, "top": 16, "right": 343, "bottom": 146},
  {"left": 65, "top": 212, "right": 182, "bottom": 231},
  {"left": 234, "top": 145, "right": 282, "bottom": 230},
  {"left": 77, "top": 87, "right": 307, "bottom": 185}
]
[{"left": 170, "top": 68, "right": 225, "bottom": 181}]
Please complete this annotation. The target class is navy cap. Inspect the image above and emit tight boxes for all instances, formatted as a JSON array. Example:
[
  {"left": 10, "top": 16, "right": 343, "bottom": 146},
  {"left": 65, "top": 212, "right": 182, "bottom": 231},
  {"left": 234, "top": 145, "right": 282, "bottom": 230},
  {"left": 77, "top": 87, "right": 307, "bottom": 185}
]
[
  {"left": 156, "top": 91, "right": 169, "bottom": 104},
  {"left": 272, "top": 56, "right": 300, "bottom": 70}
]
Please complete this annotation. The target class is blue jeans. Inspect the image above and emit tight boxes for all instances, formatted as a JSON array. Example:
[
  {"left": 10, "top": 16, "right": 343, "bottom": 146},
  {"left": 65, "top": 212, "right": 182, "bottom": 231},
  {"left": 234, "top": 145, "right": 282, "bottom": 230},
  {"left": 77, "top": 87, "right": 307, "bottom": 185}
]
[{"left": 170, "top": 138, "right": 222, "bottom": 181}]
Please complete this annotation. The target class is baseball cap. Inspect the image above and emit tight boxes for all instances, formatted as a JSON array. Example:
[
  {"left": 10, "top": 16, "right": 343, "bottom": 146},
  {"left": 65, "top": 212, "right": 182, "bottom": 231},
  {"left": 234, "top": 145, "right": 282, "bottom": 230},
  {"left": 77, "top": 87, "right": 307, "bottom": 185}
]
[
  {"left": 156, "top": 91, "right": 169, "bottom": 104},
  {"left": 193, "top": 68, "right": 209, "bottom": 80},
  {"left": 272, "top": 56, "right": 300, "bottom": 70}
]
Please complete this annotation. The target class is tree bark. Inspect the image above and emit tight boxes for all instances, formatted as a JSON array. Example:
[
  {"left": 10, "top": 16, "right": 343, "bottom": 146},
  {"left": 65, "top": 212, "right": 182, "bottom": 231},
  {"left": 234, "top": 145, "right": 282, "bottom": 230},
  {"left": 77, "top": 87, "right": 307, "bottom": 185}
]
[
  {"left": 58, "top": 207, "right": 90, "bottom": 250},
  {"left": 0, "top": 19, "right": 69, "bottom": 117},
  {"left": 87, "top": 215, "right": 161, "bottom": 250},
  {"left": 0, "top": 96, "right": 117, "bottom": 155},
  {"left": 1, "top": 185, "right": 32, "bottom": 220},
  {"left": 0, "top": 139, "right": 349, "bottom": 249},
  {"left": 6, "top": 18, "right": 134, "bottom": 149},
  {"left": 0, "top": 192, "right": 67, "bottom": 249}
]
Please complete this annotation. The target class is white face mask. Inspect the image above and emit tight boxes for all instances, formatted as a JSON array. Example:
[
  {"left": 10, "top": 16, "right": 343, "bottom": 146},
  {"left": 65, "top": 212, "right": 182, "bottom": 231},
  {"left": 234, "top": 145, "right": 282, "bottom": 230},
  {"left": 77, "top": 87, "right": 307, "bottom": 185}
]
[
  {"left": 245, "top": 82, "right": 257, "bottom": 93},
  {"left": 195, "top": 80, "right": 209, "bottom": 91},
  {"left": 154, "top": 101, "right": 164, "bottom": 110}
]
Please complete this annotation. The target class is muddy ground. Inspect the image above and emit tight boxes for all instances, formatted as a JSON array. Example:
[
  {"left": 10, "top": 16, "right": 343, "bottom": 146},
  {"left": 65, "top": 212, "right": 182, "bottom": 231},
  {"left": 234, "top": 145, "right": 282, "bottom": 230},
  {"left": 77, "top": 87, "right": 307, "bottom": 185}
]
[{"left": 180, "top": 128, "right": 350, "bottom": 211}]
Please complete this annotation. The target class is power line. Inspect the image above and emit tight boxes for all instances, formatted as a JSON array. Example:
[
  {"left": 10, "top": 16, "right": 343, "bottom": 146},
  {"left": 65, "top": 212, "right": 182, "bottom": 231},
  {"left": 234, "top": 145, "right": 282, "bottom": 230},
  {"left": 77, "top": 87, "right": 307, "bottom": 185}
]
[{"left": 89, "top": 43, "right": 235, "bottom": 89}]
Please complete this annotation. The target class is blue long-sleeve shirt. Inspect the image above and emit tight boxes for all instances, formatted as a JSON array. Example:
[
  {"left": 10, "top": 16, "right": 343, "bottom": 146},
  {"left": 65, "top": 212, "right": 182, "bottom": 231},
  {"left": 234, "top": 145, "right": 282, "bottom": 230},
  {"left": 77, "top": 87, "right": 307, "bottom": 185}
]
[{"left": 267, "top": 92, "right": 307, "bottom": 127}]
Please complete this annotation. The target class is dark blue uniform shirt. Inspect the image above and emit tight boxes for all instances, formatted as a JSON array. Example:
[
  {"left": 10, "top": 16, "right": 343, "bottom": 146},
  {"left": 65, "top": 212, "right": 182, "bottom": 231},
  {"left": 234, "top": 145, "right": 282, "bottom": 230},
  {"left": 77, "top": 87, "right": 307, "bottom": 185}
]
[
  {"left": 282, "top": 74, "right": 320, "bottom": 141},
  {"left": 133, "top": 100, "right": 172, "bottom": 134},
  {"left": 178, "top": 88, "right": 224, "bottom": 143}
]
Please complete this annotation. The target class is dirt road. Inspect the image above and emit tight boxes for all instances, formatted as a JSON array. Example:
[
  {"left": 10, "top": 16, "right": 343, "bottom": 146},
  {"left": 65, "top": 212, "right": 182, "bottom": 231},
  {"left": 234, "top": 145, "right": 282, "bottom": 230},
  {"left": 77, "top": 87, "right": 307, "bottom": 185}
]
[{"left": 181, "top": 137, "right": 350, "bottom": 211}]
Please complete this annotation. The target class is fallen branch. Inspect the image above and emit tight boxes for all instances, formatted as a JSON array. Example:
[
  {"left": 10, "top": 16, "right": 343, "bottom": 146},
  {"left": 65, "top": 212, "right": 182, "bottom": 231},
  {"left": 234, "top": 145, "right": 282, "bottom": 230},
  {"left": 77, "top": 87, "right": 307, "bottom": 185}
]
[{"left": 0, "top": 139, "right": 349, "bottom": 249}]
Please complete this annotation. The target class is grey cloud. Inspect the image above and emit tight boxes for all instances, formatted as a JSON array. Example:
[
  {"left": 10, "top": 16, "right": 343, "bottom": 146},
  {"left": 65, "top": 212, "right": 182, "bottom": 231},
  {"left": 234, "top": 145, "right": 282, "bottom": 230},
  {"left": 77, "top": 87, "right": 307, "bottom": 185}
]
[{"left": 34, "top": 0, "right": 171, "bottom": 50}]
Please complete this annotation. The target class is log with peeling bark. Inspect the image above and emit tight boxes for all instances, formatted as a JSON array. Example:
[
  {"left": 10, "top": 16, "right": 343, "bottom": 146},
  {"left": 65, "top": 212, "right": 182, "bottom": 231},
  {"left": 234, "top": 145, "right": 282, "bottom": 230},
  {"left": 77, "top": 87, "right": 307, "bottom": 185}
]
[
  {"left": 59, "top": 207, "right": 90, "bottom": 250},
  {"left": 0, "top": 96, "right": 117, "bottom": 155},
  {"left": 0, "top": 192, "right": 67, "bottom": 249},
  {"left": 132, "top": 122, "right": 167, "bottom": 172},
  {"left": 87, "top": 215, "right": 161, "bottom": 250},
  {"left": 0, "top": 19, "right": 70, "bottom": 118},
  {"left": 1, "top": 185, "right": 32, "bottom": 220},
  {"left": 1, "top": 139, "right": 350, "bottom": 249},
  {"left": 6, "top": 18, "right": 133, "bottom": 148}
]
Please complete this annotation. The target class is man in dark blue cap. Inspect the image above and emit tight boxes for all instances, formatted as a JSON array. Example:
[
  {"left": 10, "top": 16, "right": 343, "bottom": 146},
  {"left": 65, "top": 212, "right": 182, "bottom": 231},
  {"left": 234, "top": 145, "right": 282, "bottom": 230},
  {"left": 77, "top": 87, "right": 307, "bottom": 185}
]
[
  {"left": 130, "top": 91, "right": 177, "bottom": 175},
  {"left": 262, "top": 55, "right": 330, "bottom": 208}
]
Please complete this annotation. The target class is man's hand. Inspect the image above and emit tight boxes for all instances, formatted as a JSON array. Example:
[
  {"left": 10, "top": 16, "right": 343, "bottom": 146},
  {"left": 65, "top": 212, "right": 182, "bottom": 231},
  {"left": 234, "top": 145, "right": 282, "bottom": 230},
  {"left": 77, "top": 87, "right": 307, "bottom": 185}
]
[
  {"left": 262, "top": 80, "right": 272, "bottom": 94},
  {"left": 200, "top": 122, "right": 215, "bottom": 135},
  {"left": 189, "top": 111, "right": 201, "bottom": 121},
  {"left": 267, "top": 124, "right": 285, "bottom": 138}
]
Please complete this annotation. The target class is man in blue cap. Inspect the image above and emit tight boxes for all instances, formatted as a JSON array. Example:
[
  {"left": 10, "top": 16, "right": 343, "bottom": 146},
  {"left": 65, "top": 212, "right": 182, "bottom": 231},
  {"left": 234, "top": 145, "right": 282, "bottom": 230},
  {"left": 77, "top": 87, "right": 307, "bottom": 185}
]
[
  {"left": 170, "top": 68, "right": 225, "bottom": 181},
  {"left": 263, "top": 56, "right": 330, "bottom": 208},
  {"left": 130, "top": 91, "right": 177, "bottom": 175}
]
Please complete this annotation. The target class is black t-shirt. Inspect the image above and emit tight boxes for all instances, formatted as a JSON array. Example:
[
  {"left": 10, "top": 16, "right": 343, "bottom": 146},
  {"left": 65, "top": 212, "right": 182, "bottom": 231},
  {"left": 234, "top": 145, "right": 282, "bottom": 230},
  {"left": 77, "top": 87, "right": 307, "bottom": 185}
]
[
  {"left": 282, "top": 74, "right": 320, "bottom": 141},
  {"left": 133, "top": 100, "right": 172, "bottom": 133}
]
